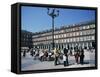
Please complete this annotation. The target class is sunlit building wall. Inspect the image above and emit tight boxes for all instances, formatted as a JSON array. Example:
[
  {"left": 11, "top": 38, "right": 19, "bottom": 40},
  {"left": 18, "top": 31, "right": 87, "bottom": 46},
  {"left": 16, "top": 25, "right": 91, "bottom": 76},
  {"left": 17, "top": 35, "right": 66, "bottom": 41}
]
[{"left": 32, "top": 21, "right": 95, "bottom": 50}]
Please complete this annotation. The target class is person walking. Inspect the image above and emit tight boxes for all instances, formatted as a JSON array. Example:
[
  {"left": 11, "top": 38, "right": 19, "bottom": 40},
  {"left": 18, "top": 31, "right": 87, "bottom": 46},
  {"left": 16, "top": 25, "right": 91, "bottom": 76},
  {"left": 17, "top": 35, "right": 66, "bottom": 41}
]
[
  {"left": 30, "top": 49, "right": 34, "bottom": 57},
  {"left": 80, "top": 48, "right": 84, "bottom": 65},
  {"left": 63, "top": 48, "right": 69, "bottom": 66},
  {"left": 74, "top": 48, "right": 80, "bottom": 64},
  {"left": 54, "top": 48, "right": 60, "bottom": 65},
  {"left": 39, "top": 50, "right": 44, "bottom": 61},
  {"left": 63, "top": 54, "right": 67, "bottom": 66},
  {"left": 23, "top": 50, "right": 26, "bottom": 57}
]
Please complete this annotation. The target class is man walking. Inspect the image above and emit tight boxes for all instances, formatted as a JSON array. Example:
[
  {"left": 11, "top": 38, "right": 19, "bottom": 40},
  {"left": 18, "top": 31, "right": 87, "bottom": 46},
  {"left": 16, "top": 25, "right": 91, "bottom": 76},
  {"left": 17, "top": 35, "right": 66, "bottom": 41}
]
[
  {"left": 63, "top": 48, "right": 69, "bottom": 66},
  {"left": 54, "top": 48, "right": 60, "bottom": 65},
  {"left": 80, "top": 48, "right": 84, "bottom": 64}
]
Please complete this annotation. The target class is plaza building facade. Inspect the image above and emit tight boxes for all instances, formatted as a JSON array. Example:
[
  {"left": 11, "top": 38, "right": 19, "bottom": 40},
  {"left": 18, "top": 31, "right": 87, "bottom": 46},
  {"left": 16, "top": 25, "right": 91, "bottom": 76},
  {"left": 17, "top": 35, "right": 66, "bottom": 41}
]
[
  {"left": 21, "top": 30, "right": 33, "bottom": 50},
  {"left": 32, "top": 21, "right": 95, "bottom": 50}
]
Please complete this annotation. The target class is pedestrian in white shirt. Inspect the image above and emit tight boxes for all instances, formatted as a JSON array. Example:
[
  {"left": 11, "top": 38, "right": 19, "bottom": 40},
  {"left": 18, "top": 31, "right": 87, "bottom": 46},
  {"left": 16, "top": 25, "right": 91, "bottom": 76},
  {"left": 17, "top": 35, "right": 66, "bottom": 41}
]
[{"left": 63, "top": 54, "right": 67, "bottom": 66}]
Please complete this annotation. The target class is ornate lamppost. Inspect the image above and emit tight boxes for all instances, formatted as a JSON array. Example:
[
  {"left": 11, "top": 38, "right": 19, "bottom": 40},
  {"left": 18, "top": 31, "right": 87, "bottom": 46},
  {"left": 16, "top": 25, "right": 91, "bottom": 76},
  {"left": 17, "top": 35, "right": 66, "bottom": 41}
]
[{"left": 47, "top": 8, "right": 59, "bottom": 50}]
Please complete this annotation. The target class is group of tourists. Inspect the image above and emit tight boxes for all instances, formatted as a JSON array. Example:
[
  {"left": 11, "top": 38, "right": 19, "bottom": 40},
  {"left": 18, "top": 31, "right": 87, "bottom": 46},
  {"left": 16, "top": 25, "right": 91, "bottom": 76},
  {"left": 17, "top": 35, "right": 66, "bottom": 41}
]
[
  {"left": 22, "top": 46, "right": 95, "bottom": 67},
  {"left": 54, "top": 47, "right": 85, "bottom": 66}
]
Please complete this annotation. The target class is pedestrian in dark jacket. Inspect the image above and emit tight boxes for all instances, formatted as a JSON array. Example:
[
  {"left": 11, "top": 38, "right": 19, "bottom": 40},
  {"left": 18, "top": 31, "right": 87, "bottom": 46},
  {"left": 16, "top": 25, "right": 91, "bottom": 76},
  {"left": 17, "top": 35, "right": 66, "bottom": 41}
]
[
  {"left": 63, "top": 48, "right": 69, "bottom": 66},
  {"left": 80, "top": 48, "right": 84, "bottom": 64},
  {"left": 23, "top": 50, "right": 26, "bottom": 57}
]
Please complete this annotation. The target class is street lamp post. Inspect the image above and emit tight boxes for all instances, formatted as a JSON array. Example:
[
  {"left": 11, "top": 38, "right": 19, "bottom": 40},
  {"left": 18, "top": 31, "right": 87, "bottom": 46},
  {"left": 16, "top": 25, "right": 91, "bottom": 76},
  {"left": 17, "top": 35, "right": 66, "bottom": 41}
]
[{"left": 47, "top": 8, "right": 59, "bottom": 50}]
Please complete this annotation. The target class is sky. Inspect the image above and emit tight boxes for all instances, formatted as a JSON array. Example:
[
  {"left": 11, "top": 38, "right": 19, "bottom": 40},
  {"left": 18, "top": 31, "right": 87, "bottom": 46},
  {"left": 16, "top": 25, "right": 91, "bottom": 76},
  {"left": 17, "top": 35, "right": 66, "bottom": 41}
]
[{"left": 21, "top": 6, "right": 95, "bottom": 33}]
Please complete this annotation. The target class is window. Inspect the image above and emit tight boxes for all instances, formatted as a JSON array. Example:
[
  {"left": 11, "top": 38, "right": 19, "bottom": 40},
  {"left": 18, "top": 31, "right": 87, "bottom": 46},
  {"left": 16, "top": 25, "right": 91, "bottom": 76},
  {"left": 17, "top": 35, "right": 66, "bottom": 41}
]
[
  {"left": 61, "top": 30, "right": 64, "bottom": 33},
  {"left": 64, "top": 34, "right": 66, "bottom": 37},
  {"left": 90, "top": 24, "right": 95, "bottom": 28},
  {"left": 58, "top": 35, "right": 60, "bottom": 38},
  {"left": 66, "top": 29, "right": 68, "bottom": 32},
  {"left": 70, "top": 33, "right": 72, "bottom": 37},
  {"left": 56, "top": 35, "right": 58, "bottom": 38},
  {"left": 77, "top": 37, "right": 79, "bottom": 42},
  {"left": 75, "top": 27, "right": 79, "bottom": 30},
  {"left": 79, "top": 37, "right": 83, "bottom": 41},
  {"left": 70, "top": 28, "right": 73, "bottom": 32},
  {"left": 54, "top": 35, "right": 56, "bottom": 39},
  {"left": 83, "top": 26, "right": 86, "bottom": 29},
  {"left": 80, "top": 31, "right": 82, "bottom": 35},
  {"left": 86, "top": 36, "right": 90, "bottom": 41},
  {"left": 83, "top": 37, "right": 87, "bottom": 41},
  {"left": 48, "top": 36, "right": 50, "bottom": 39},
  {"left": 64, "top": 39, "right": 66, "bottom": 43},
  {"left": 59, "top": 40, "right": 62, "bottom": 43},
  {"left": 73, "top": 32, "right": 75, "bottom": 36},
  {"left": 49, "top": 36, "right": 52, "bottom": 39},
  {"left": 79, "top": 26, "right": 83, "bottom": 30},
  {"left": 67, "top": 39, "right": 69, "bottom": 42},
  {"left": 67, "top": 33, "right": 70, "bottom": 37},
  {"left": 61, "top": 39, "right": 64, "bottom": 43},
  {"left": 91, "top": 36, "right": 95, "bottom": 40},
  {"left": 72, "top": 28, "right": 75, "bottom": 31},
  {"left": 60, "top": 34, "right": 62, "bottom": 38},
  {"left": 62, "top": 34, "right": 64, "bottom": 38},
  {"left": 73, "top": 38, "right": 75, "bottom": 42},
  {"left": 54, "top": 31, "right": 58, "bottom": 34},
  {"left": 66, "top": 33, "right": 68, "bottom": 37},
  {"left": 83, "top": 31, "right": 87, "bottom": 35},
  {"left": 76, "top": 32, "right": 79, "bottom": 36},
  {"left": 86, "top": 25, "right": 90, "bottom": 29},
  {"left": 90, "top": 29, "right": 95, "bottom": 34},
  {"left": 70, "top": 38, "right": 72, "bottom": 42},
  {"left": 56, "top": 40, "right": 58, "bottom": 43},
  {"left": 66, "top": 29, "right": 70, "bottom": 32}
]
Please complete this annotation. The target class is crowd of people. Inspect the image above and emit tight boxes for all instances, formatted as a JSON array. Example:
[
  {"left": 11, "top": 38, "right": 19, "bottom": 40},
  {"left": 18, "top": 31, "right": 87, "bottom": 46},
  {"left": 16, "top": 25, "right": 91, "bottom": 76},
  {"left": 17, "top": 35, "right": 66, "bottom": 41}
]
[
  {"left": 53, "top": 47, "right": 85, "bottom": 66},
  {"left": 22, "top": 47, "right": 95, "bottom": 67}
]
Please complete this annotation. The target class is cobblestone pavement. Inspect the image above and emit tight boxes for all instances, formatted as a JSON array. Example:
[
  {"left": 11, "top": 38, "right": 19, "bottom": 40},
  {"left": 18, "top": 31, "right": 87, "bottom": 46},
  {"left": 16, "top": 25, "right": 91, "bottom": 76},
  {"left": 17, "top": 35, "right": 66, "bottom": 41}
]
[{"left": 21, "top": 51, "right": 95, "bottom": 71}]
